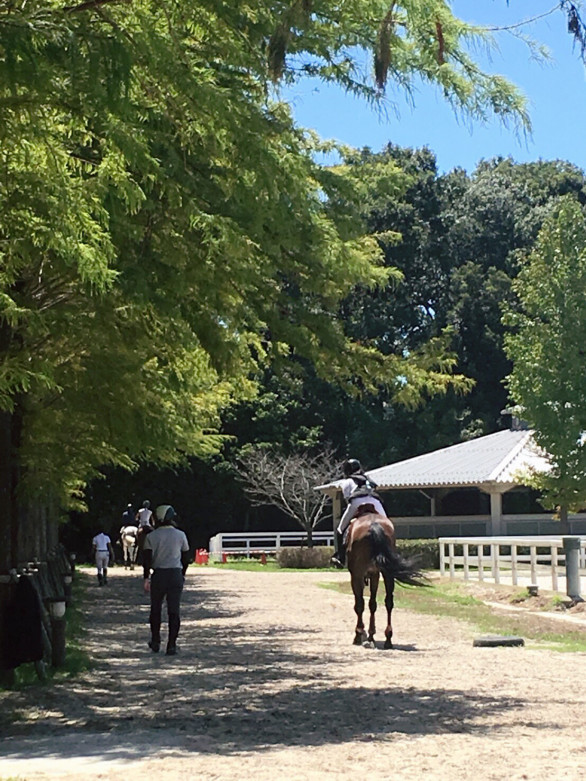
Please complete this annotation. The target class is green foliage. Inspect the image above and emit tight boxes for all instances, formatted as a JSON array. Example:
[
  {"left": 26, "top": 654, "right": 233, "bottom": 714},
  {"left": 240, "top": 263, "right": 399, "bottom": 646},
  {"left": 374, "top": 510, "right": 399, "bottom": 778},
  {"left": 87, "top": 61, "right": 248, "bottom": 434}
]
[
  {"left": 276, "top": 545, "right": 334, "bottom": 569},
  {"left": 504, "top": 197, "right": 586, "bottom": 513},
  {"left": 0, "top": 0, "right": 533, "bottom": 522},
  {"left": 397, "top": 538, "right": 439, "bottom": 569}
]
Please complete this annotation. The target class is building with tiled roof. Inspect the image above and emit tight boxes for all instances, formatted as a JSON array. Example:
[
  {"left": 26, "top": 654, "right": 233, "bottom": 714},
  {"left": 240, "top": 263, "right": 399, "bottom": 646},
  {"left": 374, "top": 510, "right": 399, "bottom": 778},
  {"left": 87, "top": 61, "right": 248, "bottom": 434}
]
[{"left": 317, "top": 429, "right": 585, "bottom": 537}]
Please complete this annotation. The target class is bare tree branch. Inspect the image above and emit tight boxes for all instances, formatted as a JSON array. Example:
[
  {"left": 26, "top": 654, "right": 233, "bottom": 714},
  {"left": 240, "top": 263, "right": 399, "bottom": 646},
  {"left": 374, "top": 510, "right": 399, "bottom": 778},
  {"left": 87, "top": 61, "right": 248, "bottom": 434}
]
[{"left": 234, "top": 446, "right": 339, "bottom": 545}]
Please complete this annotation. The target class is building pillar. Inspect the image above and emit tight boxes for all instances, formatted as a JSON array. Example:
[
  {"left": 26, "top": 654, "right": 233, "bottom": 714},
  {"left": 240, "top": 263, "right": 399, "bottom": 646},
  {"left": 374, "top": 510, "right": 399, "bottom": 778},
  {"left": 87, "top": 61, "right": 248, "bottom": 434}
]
[
  {"left": 490, "top": 492, "right": 503, "bottom": 536},
  {"left": 332, "top": 492, "right": 342, "bottom": 533}
]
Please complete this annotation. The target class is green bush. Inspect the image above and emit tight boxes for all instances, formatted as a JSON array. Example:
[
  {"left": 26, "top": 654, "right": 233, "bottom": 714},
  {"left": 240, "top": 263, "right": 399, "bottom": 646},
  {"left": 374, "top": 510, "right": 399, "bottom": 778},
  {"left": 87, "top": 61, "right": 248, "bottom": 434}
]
[
  {"left": 396, "top": 539, "right": 440, "bottom": 569},
  {"left": 276, "top": 546, "right": 334, "bottom": 569}
]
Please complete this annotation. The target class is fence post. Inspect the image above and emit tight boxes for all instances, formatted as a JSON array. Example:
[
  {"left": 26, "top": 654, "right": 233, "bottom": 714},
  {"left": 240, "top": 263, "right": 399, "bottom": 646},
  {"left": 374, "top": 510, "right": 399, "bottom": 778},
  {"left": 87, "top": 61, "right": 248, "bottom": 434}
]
[
  {"left": 563, "top": 536, "right": 583, "bottom": 601},
  {"left": 463, "top": 543, "right": 469, "bottom": 581},
  {"left": 47, "top": 597, "right": 67, "bottom": 667},
  {"left": 511, "top": 544, "right": 518, "bottom": 585},
  {"left": 550, "top": 545, "right": 558, "bottom": 593}
]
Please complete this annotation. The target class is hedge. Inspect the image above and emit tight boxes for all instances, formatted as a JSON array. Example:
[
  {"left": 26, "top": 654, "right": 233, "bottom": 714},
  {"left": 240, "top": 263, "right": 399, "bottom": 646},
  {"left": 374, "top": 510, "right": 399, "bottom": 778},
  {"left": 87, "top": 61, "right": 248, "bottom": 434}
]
[
  {"left": 275, "top": 540, "right": 439, "bottom": 570},
  {"left": 276, "top": 546, "right": 334, "bottom": 569}
]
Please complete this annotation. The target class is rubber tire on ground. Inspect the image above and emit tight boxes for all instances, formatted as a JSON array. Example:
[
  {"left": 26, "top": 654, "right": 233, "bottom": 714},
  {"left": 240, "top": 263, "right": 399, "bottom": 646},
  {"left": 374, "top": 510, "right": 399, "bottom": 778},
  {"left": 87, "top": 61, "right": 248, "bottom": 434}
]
[{"left": 473, "top": 635, "right": 525, "bottom": 648}]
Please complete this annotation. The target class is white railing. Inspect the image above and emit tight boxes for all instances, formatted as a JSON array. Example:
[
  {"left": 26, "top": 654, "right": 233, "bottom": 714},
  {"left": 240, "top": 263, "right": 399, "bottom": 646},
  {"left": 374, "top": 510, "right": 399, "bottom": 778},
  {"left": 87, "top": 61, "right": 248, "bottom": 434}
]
[
  {"left": 394, "top": 513, "right": 586, "bottom": 538},
  {"left": 208, "top": 531, "right": 334, "bottom": 561},
  {"left": 439, "top": 536, "right": 586, "bottom": 592}
]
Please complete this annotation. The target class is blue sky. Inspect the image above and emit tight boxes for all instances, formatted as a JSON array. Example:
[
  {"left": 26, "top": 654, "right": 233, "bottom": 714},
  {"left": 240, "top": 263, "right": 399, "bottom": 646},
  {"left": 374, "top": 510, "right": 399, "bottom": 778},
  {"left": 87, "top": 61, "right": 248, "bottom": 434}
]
[{"left": 282, "top": 1, "right": 586, "bottom": 174}]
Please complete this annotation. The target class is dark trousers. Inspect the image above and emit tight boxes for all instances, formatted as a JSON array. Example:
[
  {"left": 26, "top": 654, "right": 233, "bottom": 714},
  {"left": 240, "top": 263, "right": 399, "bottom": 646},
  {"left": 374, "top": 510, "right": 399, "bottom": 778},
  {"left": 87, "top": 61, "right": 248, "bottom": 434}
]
[{"left": 150, "top": 568, "right": 184, "bottom": 647}]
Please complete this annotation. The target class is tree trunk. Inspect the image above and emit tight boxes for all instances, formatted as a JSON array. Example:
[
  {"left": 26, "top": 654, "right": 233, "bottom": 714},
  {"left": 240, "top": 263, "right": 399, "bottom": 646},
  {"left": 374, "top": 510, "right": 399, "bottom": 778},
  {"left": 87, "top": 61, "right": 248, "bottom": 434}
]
[
  {"left": 0, "top": 407, "right": 22, "bottom": 573},
  {"left": 306, "top": 525, "right": 313, "bottom": 548},
  {"left": 559, "top": 504, "right": 570, "bottom": 535}
]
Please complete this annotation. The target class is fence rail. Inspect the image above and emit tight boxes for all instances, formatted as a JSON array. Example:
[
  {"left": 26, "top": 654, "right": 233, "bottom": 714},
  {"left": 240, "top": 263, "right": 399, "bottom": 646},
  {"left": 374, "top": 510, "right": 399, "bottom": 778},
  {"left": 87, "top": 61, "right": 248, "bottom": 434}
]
[
  {"left": 208, "top": 531, "right": 334, "bottom": 560},
  {"left": 439, "top": 536, "right": 586, "bottom": 593}
]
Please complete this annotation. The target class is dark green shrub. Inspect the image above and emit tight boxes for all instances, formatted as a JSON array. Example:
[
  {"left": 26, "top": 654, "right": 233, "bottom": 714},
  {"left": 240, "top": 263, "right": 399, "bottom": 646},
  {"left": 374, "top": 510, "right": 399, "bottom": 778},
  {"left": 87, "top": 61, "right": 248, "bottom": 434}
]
[
  {"left": 276, "top": 546, "right": 334, "bottom": 569},
  {"left": 397, "top": 539, "right": 439, "bottom": 569}
]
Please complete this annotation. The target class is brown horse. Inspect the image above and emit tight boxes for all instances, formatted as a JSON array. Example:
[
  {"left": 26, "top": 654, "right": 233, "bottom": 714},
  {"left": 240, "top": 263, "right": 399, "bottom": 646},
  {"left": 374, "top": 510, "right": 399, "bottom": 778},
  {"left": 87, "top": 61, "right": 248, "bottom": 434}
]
[
  {"left": 135, "top": 524, "right": 153, "bottom": 566},
  {"left": 346, "top": 509, "right": 427, "bottom": 649}
]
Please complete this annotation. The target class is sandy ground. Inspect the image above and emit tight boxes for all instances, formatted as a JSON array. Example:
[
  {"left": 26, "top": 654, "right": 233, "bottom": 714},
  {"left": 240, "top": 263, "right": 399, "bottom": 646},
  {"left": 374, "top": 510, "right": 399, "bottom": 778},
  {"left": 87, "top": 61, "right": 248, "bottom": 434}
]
[{"left": 2, "top": 566, "right": 586, "bottom": 781}]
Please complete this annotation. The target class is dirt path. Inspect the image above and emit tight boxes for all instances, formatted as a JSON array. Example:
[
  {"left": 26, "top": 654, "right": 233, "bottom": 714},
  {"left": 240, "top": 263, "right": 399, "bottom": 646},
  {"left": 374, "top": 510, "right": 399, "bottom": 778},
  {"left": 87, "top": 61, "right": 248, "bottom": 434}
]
[{"left": 2, "top": 566, "right": 586, "bottom": 780}]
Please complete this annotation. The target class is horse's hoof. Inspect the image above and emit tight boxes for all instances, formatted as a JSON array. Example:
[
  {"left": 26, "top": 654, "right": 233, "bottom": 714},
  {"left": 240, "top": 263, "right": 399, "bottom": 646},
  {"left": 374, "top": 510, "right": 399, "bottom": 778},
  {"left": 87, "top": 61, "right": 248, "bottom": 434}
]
[
  {"left": 362, "top": 640, "right": 376, "bottom": 649},
  {"left": 384, "top": 639, "right": 393, "bottom": 650}
]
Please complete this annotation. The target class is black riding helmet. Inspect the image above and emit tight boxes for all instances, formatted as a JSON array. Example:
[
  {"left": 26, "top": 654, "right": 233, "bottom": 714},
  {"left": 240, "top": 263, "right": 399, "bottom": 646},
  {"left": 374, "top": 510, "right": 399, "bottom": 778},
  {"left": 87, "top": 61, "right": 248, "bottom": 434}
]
[
  {"left": 343, "top": 458, "right": 362, "bottom": 477},
  {"left": 155, "top": 504, "right": 177, "bottom": 525}
]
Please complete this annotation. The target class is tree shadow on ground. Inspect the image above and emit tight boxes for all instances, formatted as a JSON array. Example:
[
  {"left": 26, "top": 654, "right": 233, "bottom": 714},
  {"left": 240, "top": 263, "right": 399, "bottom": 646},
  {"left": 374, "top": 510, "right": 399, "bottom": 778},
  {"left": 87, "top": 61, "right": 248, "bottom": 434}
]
[{"left": 0, "top": 569, "right": 563, "bottom": 761}]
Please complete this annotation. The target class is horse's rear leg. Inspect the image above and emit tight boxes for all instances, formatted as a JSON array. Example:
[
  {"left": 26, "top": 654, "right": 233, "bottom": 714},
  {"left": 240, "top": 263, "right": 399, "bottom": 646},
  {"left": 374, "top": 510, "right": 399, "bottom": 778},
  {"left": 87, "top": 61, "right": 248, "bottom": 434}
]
[
  {"left": 382, "top": 573, "right": 395, "bottom": 649},
  {"left": 367, "top": 573, "right": 380, "bottom": 644},
  {"left": 351, "top": 575, "right": 366, "bottom": 645}
]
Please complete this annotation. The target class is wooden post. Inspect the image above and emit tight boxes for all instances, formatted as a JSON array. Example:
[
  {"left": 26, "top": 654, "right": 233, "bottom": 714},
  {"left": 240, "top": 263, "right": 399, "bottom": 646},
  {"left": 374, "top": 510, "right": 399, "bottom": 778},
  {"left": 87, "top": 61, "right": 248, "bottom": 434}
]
[
  {"left": 332, "top": 492, "right": 342, "bottom": 556},
  {"left": 550, "top": 545, "right": 558, "bottom": 592},
  {"left": 478, "top": 545, "right": 484, "bottom": 582},
  {"left": 489, "top": 492, "right": 503, "bottom": 536},
  {"left": 530, "top": 546, "right": 537, "bottom": 586},
  {"left": 563, "top": 536, "right": 582, "bottom": 600}
]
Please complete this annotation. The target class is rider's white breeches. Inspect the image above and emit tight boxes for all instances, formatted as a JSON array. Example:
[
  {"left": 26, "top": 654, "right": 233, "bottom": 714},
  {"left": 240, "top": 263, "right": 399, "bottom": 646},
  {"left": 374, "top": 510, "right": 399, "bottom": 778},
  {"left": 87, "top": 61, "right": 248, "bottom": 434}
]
[
  {"left": 95, "top": 551, "right": 109, "bottom": 573},
  {"left": 336, "top": 496, "right": 386, "bottom": 535}
]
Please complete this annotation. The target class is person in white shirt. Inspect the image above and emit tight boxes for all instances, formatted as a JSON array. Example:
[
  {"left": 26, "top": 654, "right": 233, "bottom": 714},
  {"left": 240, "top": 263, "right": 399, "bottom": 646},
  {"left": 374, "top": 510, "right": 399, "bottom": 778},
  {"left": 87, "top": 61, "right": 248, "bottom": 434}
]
[
  {"left": 143, "top": 505, "right": 190, "bottom": 656},
  {"left": 92, "top": 529, "right": 115, "bottom": 586},
  {"left": 331, "top": 459, "right": 386, "bottom": 568},
  {"left": 136, "top": 499, "right": 153, "bottom": 528}
]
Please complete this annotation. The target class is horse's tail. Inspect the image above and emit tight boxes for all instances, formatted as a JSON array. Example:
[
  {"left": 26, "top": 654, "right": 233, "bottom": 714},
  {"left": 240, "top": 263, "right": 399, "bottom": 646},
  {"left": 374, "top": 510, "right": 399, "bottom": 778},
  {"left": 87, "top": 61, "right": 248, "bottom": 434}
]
[{"left": 369, "top": 522, "right": 427, "bottom": 587}]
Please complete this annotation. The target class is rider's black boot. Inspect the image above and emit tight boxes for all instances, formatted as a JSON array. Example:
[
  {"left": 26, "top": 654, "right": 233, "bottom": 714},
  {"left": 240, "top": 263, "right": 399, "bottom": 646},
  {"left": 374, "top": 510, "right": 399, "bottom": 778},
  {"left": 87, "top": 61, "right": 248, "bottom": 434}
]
[
  {"left": 330, "top": 532, "right": 346, "bottom": 568},
  {"left": 97, "top": 572, "right": 103, "bottom": 586}
]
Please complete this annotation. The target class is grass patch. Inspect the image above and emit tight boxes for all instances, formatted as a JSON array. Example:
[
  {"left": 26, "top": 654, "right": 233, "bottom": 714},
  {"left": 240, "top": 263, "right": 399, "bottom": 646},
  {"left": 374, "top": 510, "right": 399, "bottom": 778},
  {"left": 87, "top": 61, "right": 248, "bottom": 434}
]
[
  {"left": 334, "top": 578, "right": 586, "bottom": 653},
  {"left": 205, "top": 559, "right": 335, "bottom": 573}
]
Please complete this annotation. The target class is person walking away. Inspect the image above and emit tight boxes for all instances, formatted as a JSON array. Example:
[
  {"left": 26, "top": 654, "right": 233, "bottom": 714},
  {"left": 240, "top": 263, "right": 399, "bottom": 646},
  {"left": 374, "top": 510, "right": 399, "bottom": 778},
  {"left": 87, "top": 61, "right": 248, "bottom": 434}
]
[
  {"left": 122, "top": 503, "right": 135, "bottom": 528},
  {"left": 136, "top": 499, "right": 154, "bottom": 553},
  {"left": 143, "top": 504, "right": 190, "bottom": 656},
  {"left": 330, "top": 458, "right": 386, "bottom": 568},
  {"left": 136, "top": 499, "right": 153, "bottom": 529},
  {"left": 92, "top": 528, "right": 115, "bottom": 585}
]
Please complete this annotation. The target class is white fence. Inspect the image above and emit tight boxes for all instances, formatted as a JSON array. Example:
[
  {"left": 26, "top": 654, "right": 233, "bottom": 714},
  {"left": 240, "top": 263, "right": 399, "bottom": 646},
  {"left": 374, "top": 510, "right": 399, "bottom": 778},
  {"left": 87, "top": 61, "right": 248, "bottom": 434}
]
[
  {"left": 208, "top": 531, "right": 334, "bottom": 561},
  {"left": 439, "top": 536, "right": 586, "bottom": 593}
]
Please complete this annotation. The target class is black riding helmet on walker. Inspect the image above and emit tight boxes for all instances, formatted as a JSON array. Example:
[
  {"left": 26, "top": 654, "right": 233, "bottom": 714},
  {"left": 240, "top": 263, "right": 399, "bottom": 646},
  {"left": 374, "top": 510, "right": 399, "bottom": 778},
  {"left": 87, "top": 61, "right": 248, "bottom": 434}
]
[{"left": 155, "top": 504, "right": 177, "bottom": 526}]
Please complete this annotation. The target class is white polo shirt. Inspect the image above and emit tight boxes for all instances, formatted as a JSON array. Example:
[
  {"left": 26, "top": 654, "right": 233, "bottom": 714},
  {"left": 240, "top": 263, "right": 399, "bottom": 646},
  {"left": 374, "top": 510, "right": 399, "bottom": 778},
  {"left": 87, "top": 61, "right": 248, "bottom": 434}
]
[{"left": 92, "top": 533, "right": 111, "bottom": 551}]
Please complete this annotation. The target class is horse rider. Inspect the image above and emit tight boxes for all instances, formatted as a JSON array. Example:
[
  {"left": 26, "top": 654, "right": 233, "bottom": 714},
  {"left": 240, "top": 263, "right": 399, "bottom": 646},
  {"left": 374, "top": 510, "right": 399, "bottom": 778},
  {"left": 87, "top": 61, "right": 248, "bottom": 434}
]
[
  {"left": 122, "top": 503, "right": 135, "bottom": 528},
  {"left": 330, "top": 458, "right": 386, "bottom": 568},
  {"left": 137, "top": 499, "right": 153, "bottom": 528},
  {"left": 135, "top": 499, "right": 153, "bottom": 545},
  {"left": 142, "top": 504, "right": 190, "bottom": 656},
  {"left": 92, "top": 527, "right": 116, "bottom": 586}
]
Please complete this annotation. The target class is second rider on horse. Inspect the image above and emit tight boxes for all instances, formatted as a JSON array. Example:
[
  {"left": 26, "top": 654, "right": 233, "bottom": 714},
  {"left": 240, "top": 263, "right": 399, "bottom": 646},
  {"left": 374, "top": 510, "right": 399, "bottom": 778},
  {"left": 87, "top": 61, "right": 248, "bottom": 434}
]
[{"left": 330, "top": 458, "right": 386, "bottom": 568}]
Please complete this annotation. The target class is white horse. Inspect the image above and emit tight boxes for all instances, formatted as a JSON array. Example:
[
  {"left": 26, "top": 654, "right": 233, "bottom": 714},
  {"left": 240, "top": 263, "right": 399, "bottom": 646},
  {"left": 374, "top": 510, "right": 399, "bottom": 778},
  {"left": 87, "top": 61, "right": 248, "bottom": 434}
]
[{"left": 120, "top": 525, "right": 139, "bottom": 570}]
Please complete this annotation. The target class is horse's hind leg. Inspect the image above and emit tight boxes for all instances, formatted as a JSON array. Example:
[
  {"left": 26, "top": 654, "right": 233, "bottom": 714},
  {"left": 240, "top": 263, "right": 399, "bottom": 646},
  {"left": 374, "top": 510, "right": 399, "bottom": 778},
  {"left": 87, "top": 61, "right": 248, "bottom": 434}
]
[
  {"left": 382, "top": 572, "right": 395, "bottom": 649},
  {"left": 367, "top": 573, "right": 379, "bottom": 644},
  {"left": 351, "top": 574, "right": 367, "bottom": 645}
]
